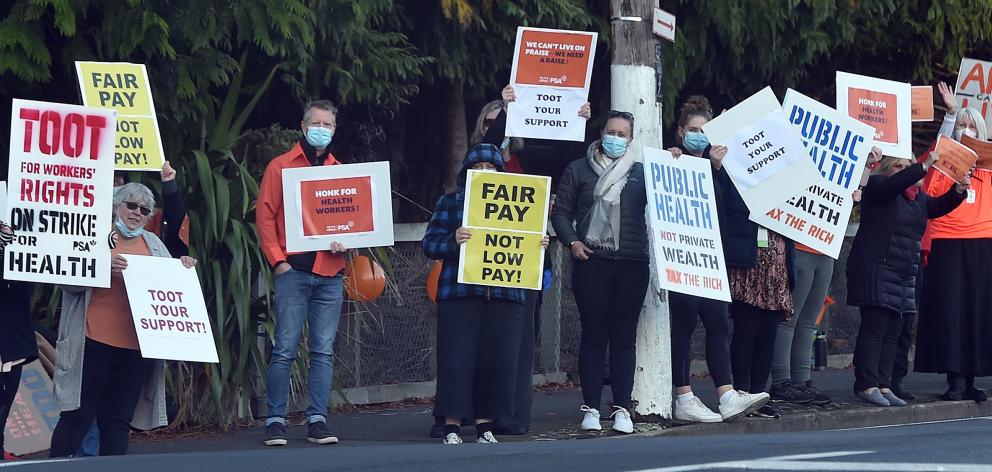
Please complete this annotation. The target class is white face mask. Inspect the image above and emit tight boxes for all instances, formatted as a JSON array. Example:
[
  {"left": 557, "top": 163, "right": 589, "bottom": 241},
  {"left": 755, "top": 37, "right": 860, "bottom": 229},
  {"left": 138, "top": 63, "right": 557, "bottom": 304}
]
[{"left": 953, "top": 128, "right": 978, "bottom": 141}]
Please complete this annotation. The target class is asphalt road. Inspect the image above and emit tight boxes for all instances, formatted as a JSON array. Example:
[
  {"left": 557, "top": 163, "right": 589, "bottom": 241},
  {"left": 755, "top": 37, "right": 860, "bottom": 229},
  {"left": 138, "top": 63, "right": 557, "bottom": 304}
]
[{"left": 3, "top": 417, "right": 991, "bottom": 471}]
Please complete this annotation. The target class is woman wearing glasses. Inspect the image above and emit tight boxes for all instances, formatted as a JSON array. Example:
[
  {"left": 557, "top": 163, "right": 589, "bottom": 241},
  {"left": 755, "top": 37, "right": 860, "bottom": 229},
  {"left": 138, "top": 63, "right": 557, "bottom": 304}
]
[
  {"left": 551, "top": 110, "right": 647, "bottom": 434},
  {"left": 50, "top": 183, "right": 197, "bottom": 457}
]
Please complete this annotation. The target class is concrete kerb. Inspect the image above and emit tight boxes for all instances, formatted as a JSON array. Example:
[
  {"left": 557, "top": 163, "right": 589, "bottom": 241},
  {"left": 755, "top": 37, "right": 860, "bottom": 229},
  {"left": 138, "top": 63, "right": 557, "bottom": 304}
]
[{"left": 620, "top": 400, "right": 992, "bottom": 439}]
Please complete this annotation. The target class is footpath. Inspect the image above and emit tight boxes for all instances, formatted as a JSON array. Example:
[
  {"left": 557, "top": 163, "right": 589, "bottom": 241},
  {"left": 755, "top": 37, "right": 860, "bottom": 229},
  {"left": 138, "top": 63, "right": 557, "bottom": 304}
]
[{"left": 121, "top": 367, "right": 992, "bottom": 455}]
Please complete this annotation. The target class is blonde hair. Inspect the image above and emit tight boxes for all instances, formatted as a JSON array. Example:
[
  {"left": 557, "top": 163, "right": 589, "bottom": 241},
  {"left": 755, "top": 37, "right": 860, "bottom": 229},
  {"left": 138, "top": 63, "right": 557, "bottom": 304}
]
[
  {"left": 874, "top": 156, "right": 908, "bottom": 176},
  {"left": 956, "top": 107, "right": 988, "bottom": 141},
  {"left": 469, "top": 100, "right": 524, "bottom": 151}
]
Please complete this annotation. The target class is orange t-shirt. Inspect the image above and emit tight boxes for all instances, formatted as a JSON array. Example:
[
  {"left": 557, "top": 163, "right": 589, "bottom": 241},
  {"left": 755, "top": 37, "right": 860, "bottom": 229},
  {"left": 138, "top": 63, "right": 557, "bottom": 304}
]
[
  {"left": 86, "top": 236, "right": 151, "bottom": 350},
  {"left": 923, "top": 168, "right": 992, "bottom": 240},
  {"left": 794, "top": 243, "right": 823, "bottom": 255}
]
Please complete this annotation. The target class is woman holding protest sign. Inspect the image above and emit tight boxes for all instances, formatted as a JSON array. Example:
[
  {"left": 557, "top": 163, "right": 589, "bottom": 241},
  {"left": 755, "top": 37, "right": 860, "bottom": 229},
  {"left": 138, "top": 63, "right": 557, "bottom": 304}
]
[
  {"left": 422, "top": 143, "right": 550, "bottom": 445},
  {"left": 664, "top": 96, "right": 771, "bottom": 423},
  {"left": 0, "top": 219, "right": 38, "bottom": 462},
  {"left": 551, "top": 110, "right": 647, "bottom": 434},
  {"left": 914, "top": 83, "right": 992, "bottom": 401},
  {"left": 848, "top": 152, "right": 968, "bottom": 406},
  {"left": 49, "top": 183, "right": 197, "bottom": 457}
]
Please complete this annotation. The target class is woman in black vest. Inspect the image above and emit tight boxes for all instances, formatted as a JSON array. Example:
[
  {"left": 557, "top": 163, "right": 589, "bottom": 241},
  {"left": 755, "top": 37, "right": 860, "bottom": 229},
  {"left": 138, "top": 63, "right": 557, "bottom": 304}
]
[{"left": 847, "top": 152, "right": 967, "bottom": 406}]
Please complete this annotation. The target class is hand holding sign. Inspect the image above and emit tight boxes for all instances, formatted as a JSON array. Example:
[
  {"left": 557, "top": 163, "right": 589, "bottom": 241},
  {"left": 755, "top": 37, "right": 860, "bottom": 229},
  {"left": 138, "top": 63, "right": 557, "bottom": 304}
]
[{"left": 456, "top": 227, "right": 472, "bottom": 245}]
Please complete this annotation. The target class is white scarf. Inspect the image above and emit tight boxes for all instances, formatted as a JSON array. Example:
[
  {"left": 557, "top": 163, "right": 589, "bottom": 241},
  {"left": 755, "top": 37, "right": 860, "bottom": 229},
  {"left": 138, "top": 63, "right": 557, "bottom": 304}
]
[{"left": 584, "top": 140, "right": 634, "bottom": 250}]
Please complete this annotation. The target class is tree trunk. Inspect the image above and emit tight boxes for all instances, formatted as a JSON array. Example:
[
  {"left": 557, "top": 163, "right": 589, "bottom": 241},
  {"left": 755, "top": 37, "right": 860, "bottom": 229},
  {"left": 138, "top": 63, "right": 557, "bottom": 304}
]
[
  {"left": 610, "top": 0, "right": 672, "bottom": 420},
  {"left": 445, "top": 76, "right": 469, "bottom": 191}
]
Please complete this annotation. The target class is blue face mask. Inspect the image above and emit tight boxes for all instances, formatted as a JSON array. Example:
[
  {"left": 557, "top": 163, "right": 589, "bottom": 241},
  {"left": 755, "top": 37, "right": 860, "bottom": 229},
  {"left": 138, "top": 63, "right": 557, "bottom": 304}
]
[
  {"left": 115, "top": 217, "right": 144, "bottom": 239},
  {"left": 305, "top": 127, "right": 333, "bottom": 149},
  {"left": 601, "top": 134, "right": 629, "bottom": 159},
  {"left": 683, "top": 131, "right": 710, "bottom": 154}
]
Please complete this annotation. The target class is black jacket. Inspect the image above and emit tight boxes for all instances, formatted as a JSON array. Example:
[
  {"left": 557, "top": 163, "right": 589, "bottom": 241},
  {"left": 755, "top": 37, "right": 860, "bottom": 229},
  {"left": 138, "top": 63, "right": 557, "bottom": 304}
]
[
  {"left": 481, "top": 109, "right": 585, "bottom": 193},
  {"left": 846, "top": 163, "right": 965, "bottom": 313},
  {"left": 0, "top": 268, "right": 38, "bottom": 366},
  {"left": 551, "top": 145, "right": 649, "bottom": 262}
]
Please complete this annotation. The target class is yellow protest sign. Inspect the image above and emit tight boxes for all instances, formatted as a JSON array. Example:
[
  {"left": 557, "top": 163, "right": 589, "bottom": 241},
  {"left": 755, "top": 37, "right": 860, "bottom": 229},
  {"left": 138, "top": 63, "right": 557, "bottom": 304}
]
[
  {"left": 458, "top": 170, "right": 551, "bottom": 290},
  {"left": 75, "top": 62, "right": 165, "bottom": 171}
]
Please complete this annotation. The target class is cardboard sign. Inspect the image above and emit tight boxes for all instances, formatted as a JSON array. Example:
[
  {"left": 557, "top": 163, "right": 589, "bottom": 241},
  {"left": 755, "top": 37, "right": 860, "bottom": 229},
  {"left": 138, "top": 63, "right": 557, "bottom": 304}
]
[
  {"left": 961, "top": 134, "right": 992, "bottom": 170},
  {"left": 458, "top": 170, "right": 550, "bottom": 290},
  {"left": 643, "top": 148, "right": 730, "bottom": 301},
  {"left": 702, "top": 87, "right": 822, "bottom": 216},
  {"left": 505, "top": 27, "right": 597, "bottom": 141},
  {"left": 75, "top": 62, "right": 165, "bottom": 171},
  {"left": 750, "top": 90, "right": 874, "bottom": 258},
  {"left": 122, "top": 255, "right": 219, "bottom": 363},
  {"left": 954, "top": 58, "right": 992, "bottom": 132},
  {"left": 911, "top": 86, "right": 935, "bottom": 122},
  {"left": 836, "top": 71, "right": 912, "bottom": 159},
  {"left": 282, "top": 162, "right": 394, "bottom": 252},
  {"left": 933, "top": 135, "right": 979, "bottom": 184},
  {"left": 3, "top": 361, "right": 58, "bottom": 456},
  {"left": 4, "top": 99, "right": 116, "bottom": 288},
  {"left": 653, "top": 8, "right": 676, "bottom": 42}
]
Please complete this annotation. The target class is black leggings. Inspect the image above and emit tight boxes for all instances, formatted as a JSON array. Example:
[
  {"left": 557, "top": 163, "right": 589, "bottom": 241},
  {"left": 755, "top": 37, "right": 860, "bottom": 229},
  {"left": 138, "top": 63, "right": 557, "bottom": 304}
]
[
  {"left": 853, "top": 306, "right": 903, "bottom": 391},
  {"left": 572, "top": 258, "right": 650, "bottom": 411},
  {"left": 50, "top": 339, "right": 150, "bottom": 457},
  {"left": 0, "top": 365, "right": 23, "bottom": 460},
  {"left": 730, "top": 303, "right": 780, "bottom": 393},
  {"left": 670, "top": 292, "right": 732, "bottom": 388}
]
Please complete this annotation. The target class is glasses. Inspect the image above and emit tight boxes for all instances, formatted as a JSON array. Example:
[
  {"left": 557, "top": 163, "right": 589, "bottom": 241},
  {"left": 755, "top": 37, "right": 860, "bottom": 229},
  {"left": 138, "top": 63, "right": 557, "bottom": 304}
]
[
  {"left": 124, "top": 201, "right": 152, "bottom": 216},
  {"left": 606, "top": 110, "right": 634, "bottom": 121},
  {"left": 306, "top": 121, "right": 336, "bottom": 129}
]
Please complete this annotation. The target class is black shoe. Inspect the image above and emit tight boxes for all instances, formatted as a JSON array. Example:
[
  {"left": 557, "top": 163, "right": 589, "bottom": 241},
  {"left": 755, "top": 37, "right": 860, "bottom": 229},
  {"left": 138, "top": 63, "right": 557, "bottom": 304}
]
[
  {"left": 769, "top": 383, "right": 814, "bottom": 404},
  {"left": 965, "top": 387, "right": 988, "bottom": 402},
  {"left": 263, "top": 422, "right": 287, "bottom": 446},
  {"left": 307, "top": 421, "right": 339, "bottom": 445},
  {"left": 430, "top": 420, "right": 446, "bottom": 438},
  {"left": 798, "top": 381, "right": 831, "bottom": 405},
  {"left": 944, "top": 373, "right": 966, "bottom": 401},
  {"left": 890, "top": 382, "right": 915, "bottom": 400},
  {"left": 749, "top": 405, "right": 781, "bottom": 419}
]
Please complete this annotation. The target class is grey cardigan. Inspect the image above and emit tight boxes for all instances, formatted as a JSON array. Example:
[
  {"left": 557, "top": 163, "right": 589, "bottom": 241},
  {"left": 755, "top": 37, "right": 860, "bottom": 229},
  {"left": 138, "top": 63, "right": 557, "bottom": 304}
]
[{"left": 53, "top": 232, "right": 170, "bottom": 431}]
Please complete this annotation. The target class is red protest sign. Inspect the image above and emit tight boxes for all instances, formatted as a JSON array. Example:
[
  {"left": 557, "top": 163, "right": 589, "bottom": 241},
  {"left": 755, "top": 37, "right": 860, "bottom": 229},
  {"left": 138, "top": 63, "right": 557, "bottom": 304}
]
[
  {"left": 961, "top": 134, "right": 992, "bottom": 171},
  {"left": 512, "top": 29, "right": 595, "bottom": 88},
  {"left": 299, "top": 176, "right": 375, "bottom": 237},
  {"left": 934, "top": 135, "right": 979, "bottom": 184}
]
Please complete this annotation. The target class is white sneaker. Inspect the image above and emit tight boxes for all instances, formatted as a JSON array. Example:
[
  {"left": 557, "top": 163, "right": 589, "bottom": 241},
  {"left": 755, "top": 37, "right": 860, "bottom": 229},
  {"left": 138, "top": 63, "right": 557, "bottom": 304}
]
[
  {"left": 476, "top": 431, "right": 499, "bottom": 444},
  {"left": 719, "top": 390, "right": 770, "bottom": 421},
  {"left": 579, "top": 405, "right": 602, "bottom": 431},
  {"left": 674, "top": 396, "right": 723, "bottom": 423},
  {"left": 443, "top": 432, "right": 463, "bottom": 444},
  {"left": 610, "top": 406, "right": 634, "bottom": 434}
]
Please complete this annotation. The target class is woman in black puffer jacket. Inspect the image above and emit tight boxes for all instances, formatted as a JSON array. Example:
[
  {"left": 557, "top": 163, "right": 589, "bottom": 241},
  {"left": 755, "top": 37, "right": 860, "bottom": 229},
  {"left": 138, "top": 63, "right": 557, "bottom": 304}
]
[
  {"left": 847, "top": 151, "right": 967, "bottom": 406},
  {"left": 551, "top": 110, "right": 646, "bottom": 435}
]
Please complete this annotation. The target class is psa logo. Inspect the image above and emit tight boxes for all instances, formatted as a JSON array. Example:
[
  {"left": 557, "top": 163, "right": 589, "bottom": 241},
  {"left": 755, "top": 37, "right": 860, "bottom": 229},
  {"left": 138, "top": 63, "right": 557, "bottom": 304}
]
[
  {"left": 72, "top": 240, "right": 98, "bottom": 252},
  {"left": 538, "top": 74, "right": 568, "bottom": 85},
  {"left": 324, "top": 221, "right": 355, "bottom": 233}
]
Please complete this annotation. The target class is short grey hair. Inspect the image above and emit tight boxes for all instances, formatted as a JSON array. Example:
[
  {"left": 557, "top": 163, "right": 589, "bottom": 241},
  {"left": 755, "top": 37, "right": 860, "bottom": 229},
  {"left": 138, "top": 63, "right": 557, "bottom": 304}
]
[
  {"left": 302, "top": 100, "right": 339, "bottom": 123},
  {"left": 113, "top": 182, "right": 156, "bottom": 213}
]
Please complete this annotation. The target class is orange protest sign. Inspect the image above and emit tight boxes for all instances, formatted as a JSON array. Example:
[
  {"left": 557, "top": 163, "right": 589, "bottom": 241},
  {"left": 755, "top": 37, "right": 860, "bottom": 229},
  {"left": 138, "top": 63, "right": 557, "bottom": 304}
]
[
  {"left": 961, "top": 134, "right": 992, "bottom": 171},
  {"left": 299, "top": 176, "right": 375, "bottom": 237},
  {"left": 911, "top": 86, "right": 934, "bottom": 122},
  {"left": 847, "top": 87, "right": 900, "bottom": 144},
  {"left": 933, "top": 135, "right": 979, "bottom": 184},
  {"left": 512, "top": 28, "right": 595, "bottom": 88}
]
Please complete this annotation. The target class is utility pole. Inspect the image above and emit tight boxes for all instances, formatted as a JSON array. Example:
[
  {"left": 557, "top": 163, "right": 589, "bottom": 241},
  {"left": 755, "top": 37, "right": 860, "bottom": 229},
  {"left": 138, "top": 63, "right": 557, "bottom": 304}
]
[{"left": 609, "top": 0, "right": 671, "bottom": 419}]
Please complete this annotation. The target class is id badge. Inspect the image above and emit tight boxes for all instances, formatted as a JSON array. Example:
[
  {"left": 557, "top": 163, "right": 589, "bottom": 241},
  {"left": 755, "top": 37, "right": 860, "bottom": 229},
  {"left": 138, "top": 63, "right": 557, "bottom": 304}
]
[
  {"left": 967, "top": 188, "right": 976, "bottom": 204},
  {"left": 757, "top": 227, "right": 769, "bottom": 248}
]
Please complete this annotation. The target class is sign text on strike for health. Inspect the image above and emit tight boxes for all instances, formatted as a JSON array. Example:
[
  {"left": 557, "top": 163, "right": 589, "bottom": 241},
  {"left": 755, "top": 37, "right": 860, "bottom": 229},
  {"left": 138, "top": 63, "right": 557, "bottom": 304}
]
[
  {"left": 5, "top": 99, "right": 116, "bottom": 288},
  {"left": 75, "top": 62, "right": 166, "bottom": 171}
]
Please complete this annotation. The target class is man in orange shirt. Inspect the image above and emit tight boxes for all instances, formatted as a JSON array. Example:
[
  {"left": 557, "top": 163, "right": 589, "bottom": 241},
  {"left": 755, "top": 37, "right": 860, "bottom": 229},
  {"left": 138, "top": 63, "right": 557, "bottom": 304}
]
[{"left": 256, "top": 100, "right": 348, "bottom": 446}]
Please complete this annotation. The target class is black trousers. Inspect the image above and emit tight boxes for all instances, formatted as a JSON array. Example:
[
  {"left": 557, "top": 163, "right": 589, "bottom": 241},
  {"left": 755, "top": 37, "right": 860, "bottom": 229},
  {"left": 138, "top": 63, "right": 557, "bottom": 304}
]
[
  {"left": 497, "top": 290, "right": 541, "bottom": 431},
  {"left": 50, "top": 339, "right": 150, "bottom": 457},
  {"left": 0, "top": 365, "right": 23, "bottom": 461},
  {"left": 893, "top": 265, "right": 924, "bottom": 384},
  {"left": 434, "top": 296, "right": 525, "bottom": 421},
  {"left": 572, "top": 258, "right": 650, "bottom": 411},
  {"left": 853, "top": 306, "right": 903, "bottom": 391},
  {"left": 670, "top": 292, "right": 732, "bottom": 388},
  {"left": 729, "top": 303, "right": 780, "bottom": 393}
]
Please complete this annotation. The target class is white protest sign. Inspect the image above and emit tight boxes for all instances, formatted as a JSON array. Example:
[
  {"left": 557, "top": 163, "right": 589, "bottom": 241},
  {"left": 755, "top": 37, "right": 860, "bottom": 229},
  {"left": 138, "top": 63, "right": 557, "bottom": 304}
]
[
  {"left": 954, "top": 57, "right": 992, "bottom": 133},
  {"left": 5, "top": 99, "right": 116, "bottom": 287},
  {"left": 506, "top": 27, "right": 597, "bottom": 141},
  {"left": 703, "top": 87, "right": 822, "bottom": 216},
  {"left": 751, "top": 90, "right": 874, "bottom": 258},
  {"left": 122, "top": 255, "right": 218, "bottom": 363},
  {"left": 836, "top": 71, "right": 912, "bottom": 159},
  {"left": 282, "top": 161, "right": 394, "bottom": 252},
  {"left": 644, "top": 147, "right": 730, "bottom": 301}
]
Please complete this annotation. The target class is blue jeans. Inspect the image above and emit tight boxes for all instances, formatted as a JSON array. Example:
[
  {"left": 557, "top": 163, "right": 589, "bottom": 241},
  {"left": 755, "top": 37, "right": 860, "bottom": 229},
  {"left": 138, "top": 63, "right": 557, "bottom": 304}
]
[{"left": 265, "top": 268, "right": 344, "bottom": 426}]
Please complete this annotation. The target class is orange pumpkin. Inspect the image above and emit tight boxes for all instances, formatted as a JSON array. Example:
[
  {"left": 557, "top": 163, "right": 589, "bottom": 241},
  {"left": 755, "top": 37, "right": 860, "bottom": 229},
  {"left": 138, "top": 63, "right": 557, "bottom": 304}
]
[
  {"left": 344, "top": 255, "right": 386, "bottom": 303},
  {"left": 426, "top": 260, "right": 442, "bottom": 303}
]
